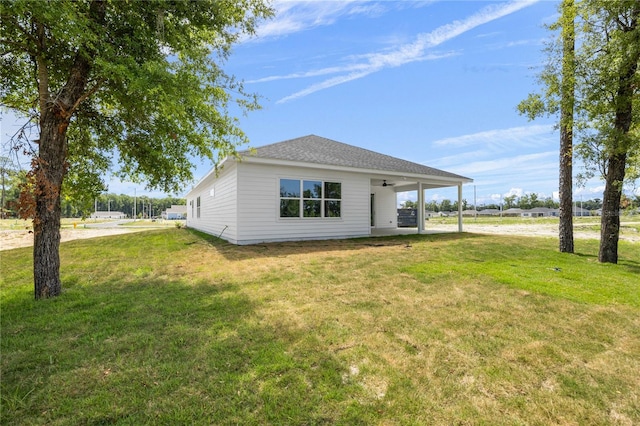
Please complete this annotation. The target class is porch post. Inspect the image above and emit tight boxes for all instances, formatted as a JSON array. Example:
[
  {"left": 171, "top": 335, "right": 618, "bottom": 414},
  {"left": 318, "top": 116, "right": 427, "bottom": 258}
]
[
  {"left": 457, "top": 183, "right": 463, "bottom": 232},
  {"left": 417, "top": 182, "right": 424, "bottom": 234}
]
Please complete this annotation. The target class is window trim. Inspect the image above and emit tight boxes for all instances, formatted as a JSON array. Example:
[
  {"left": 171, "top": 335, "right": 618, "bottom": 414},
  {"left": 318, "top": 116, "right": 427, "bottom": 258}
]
[{"left": 279, "top": 178, "right": 342, "bottom": 219}]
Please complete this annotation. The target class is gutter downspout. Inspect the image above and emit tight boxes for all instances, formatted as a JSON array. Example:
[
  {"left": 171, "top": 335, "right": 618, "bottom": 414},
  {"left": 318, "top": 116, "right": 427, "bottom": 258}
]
[
  {"left": 458, "top": 184, "right": 464, "bottom": 232},
  {"left": 417, "top": 182, "right": 424, "bottom": 234}
]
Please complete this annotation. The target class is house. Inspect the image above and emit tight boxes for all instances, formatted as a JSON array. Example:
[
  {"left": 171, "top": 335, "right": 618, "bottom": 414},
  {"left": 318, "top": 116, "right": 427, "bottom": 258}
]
[
  {"left": 90, "top": 211, "right": 127, "bottom": 219},
  {"left": 186, "top": 135, "right": 472, "bottom": 245},
  {"left": 522, "top": 207, "right": 553, "bottom": 217},
  {"left": 573, "top": 206, "right": 591, "bottom": 217},
  {"left": 162, "top": 205, "right": 187, "bottom": 220},
  {"left": 477, "top": 208, "right": 501, "bottom": 216},
  {"left": 503, "top": 208, "right": 523, "bottom": 217}
]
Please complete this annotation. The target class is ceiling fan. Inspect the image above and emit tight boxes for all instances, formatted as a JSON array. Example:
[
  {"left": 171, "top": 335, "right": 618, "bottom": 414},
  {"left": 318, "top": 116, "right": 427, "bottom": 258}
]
[{"left": 382, "top": 180, "right": 395, "bottom": 187}]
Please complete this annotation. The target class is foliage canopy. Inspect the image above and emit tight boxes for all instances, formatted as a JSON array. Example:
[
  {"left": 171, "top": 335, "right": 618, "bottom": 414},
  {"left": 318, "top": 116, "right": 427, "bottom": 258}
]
[
  {"left": 1, "top": 0, "right": 273, "bottom": 198},
  {"left": 0, "top": 0, "right": 273, "bottom": 298}
]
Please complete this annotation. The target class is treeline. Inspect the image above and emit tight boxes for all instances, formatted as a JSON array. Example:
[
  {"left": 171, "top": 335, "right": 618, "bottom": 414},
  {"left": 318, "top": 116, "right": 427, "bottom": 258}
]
[
  {"left": 401, "top": 194, "right": 624, "bottom": 213},
  {"left": 63, "top": 194, "right": 185, "bottom": 218},
  {"left": 0, "top": 169, "right": 185, "bottom": 219}
]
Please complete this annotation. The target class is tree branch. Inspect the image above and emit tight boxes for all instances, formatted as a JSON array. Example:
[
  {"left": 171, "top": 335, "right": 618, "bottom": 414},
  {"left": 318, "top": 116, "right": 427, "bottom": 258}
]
[
  {"left": 34, "top": 21, "right": 50, "bottom": 115},
  {"left": 0, "top": 13, "right": 39, "bottom": 49},
  {"left": 67, "top": 78, "right": 105, "bottom": 116}
]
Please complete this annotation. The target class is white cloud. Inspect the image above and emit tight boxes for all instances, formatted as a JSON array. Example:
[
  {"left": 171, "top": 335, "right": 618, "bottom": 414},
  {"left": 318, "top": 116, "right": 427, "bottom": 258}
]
[
  {"left": 575, "top": 185, "right": 606, "bottom": 196},
  {"left": 505, "top": 187, "right": 524, "bottom": 197},
  {"left": 449, "top": 150, "right": 556, "bottom": 176},
  {"left": 432, "top": 124, "right": 555, "bottom": 148},
  {"left": 255, "top": 1, "right": 388, "bottom": 40},
  {"left": 275, "top": 0, "right": 539, "bottom": 102},
  {"left": 251, "top": 51, "right": 456, "bottom": 85},
  {"left": 276, "top": 52, "right": 455, "bottom": 103},
  {"left": 255, "top": 1, "right": 436, "bottom": 41}
]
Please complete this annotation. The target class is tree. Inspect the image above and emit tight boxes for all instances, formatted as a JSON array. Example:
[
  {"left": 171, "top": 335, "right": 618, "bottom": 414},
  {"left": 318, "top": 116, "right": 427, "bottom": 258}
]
[
  {"left": 439, "top": 199, "right": 452, "bottom": 213},
  {"left": 519, "top": 0, "right": 639, "bottom": 263},
  {"left": 0, "top": 156, "right": 12, "bottom": 218},
  {"left": 503, "top": 194, "right": 517, "bottom": 209},
  {"left": 1, "top": 0, "right": 273, "bottom": 298},
  {"left": 519, "top": 0, "right": 576, "bottom": 253},
  {"left": 425, "top": 201, "right": 439, "bottom": 212},
  {"left": 558, "top": 0, "right": 576, "bottom": 253},
  {"left": 3, "top": 168, "right": 26, "bottom": 216},
  {"left": 518, "top": 193, "right": 542, "bottom": 210},
  {"left": 581, "top": 1, "right": 640, "bottom": 263}
]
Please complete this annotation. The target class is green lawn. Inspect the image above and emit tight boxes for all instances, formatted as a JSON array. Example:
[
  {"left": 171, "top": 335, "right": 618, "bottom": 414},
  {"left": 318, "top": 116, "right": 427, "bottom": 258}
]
[{"left": 2, "top": 229, "right": 639, "bottom": 425}]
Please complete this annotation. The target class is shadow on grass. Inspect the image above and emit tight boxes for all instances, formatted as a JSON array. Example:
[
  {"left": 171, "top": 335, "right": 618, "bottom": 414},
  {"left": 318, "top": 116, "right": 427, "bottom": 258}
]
[
  {"left": 573, "top": 247, "right": 640, "bottom": 274},
  {"left": 1, "top": 273, "right": 369, "bottom": 424},
  {"left": 187, "top": 228, "right": 487, "bottom": 261}
]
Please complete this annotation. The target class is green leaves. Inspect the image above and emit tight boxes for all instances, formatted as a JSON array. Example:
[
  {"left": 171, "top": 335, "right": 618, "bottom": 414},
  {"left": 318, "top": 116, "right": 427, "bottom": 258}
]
[
  {"left": 1, "top": 0, "right": 273, "bottom": 195},
  {"left": 519, "top": 0, "right": 640, "bottom": 182}
]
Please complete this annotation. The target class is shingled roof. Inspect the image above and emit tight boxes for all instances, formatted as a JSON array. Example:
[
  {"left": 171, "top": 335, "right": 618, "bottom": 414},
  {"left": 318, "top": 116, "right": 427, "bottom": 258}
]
[{"left": 241, "top": 135, "right": 471, "bottom": 181}]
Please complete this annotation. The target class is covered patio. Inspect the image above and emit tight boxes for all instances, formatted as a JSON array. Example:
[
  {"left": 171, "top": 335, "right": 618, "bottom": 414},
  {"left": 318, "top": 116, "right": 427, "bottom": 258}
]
[
  {"left": 369, "top": 175, "right": 471, "bottom": 235},
  {"left": 370, "top": 227, "right": 451, "bottom": 237}
]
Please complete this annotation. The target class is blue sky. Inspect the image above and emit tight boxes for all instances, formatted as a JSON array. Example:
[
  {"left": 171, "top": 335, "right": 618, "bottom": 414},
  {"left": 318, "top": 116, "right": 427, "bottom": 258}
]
[
  {"left": 1, "top": 0, "right": 625, "bottom": 205},
  {"left": 220, "top": 0, "right": 572, "bottom": 206}
]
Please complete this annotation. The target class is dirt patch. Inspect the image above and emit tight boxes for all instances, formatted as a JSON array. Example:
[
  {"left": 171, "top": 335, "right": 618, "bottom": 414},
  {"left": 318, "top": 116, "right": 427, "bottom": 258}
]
[
  {"left": 0, "top": 227, "right": 149, "bottom": 251},
  {"left": 427, "top": 222, "right": 640, "bottom": 243},
  {"left": 2, "top": 221, "right": 638, "bottom": 252}
]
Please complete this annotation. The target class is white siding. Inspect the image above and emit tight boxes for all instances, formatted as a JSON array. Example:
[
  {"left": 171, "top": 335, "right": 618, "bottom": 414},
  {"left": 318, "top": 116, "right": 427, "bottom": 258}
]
[
  {"left": 235, "top": 163, "right": 371, "bottom": 244},
  {"left": 370, "top": 186, "right": 397, "bottom": 229},
  {"left": 186, "top": 162, "right": 239, "bottom": 243}
]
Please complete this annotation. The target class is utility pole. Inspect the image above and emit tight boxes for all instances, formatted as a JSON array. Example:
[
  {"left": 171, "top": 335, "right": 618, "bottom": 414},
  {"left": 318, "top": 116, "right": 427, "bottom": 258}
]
[
  {"left": 0, "top": 157, "right": 9, "bottom": 219},
  {"left": 474, "top": 185, "right": 477, "bottom": 221}
]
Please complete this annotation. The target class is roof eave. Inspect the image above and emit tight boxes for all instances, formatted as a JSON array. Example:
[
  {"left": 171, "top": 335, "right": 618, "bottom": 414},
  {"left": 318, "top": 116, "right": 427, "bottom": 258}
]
[
  {"left": 185, "top": 156, "right": 235, "bottom": 197},
  {"left": 241, "top": 155, "right": 472, "bottom": 186}
]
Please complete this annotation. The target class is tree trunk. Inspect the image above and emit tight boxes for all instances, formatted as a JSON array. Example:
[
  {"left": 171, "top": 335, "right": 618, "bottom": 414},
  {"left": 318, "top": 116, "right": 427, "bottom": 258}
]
[
  {"left": 30, "top": 0, "right": 105, "bottom": 299},
  {"left": 599, "top": 153, "right": 626, "bottom": 263},
  {"left": 598, "top": 4, "right": 639, "bottom": 264},
  {"left": 33, "top": 110, "right": 68, "bottom": 299},
  {"left": 558, "top": 0, "right": 575, "bottom": 254}
]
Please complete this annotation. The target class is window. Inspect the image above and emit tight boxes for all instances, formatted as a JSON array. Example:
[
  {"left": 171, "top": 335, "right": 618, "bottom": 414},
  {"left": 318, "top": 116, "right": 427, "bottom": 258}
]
[
  {"left": 190, "top": 200, "right": 194, "bottom": 218},
  {"left": 279, "top": 179, "right": 341, "bottom": 218},
  {"left": 196, "top": 196, "right": 201, "bottom": 218}
]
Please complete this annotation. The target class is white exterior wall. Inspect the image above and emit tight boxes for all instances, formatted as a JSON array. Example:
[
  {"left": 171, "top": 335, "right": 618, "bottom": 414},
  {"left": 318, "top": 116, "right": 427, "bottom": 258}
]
[
  {"left": 186, "top": 162, "right": 239, "bottom": 243},
  {"left": 370, "top": 186, "right": 397, "bottom": 229},
  {"left": 235, "top": 162, "right": 371, "bottom": 244}
]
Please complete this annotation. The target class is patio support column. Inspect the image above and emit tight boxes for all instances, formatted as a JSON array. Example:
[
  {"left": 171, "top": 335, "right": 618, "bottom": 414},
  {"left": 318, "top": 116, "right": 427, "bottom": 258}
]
[
  {"left": 457, "top": 183, "right": 463, "bottom": 232},
  {"left": 417, "top": 182, "right": 424, "bottom": 234}
]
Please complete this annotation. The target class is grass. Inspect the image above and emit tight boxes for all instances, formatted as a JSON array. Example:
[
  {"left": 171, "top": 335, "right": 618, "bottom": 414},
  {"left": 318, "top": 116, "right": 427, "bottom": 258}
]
[
  {"left": 119, "top": 219, "right": 185, "bottom": 228},
  {"left": 1, "top": 229, "right": 639, "bottom": 425},
  {"left": 432, "top": 214, "right": 639, "bottom": 227},
  {"left": 0, "top": 218, "right": 115, "bottom": 231}
]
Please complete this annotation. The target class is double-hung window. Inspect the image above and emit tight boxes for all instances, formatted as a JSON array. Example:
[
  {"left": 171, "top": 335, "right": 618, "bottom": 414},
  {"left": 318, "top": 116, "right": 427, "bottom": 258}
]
[
  {"left": 280, "top": 179, "right": 341, "bottom": 218},
  {"left": 196, "top": 196, "right": 201, "bottom": 218}
]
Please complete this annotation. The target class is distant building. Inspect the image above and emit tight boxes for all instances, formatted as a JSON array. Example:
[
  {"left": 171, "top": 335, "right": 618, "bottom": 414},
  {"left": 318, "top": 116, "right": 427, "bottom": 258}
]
[
  {"left": 573, "top": 206, "right": 591, "bottom": 217},
  {"left": 90, "top": 211, "right": 127, "bottom": 219},
  {"left": 162, "top": 205, "right": 187, "bottom": 220},
  {"left": 477, "top": 208, "right": 501, "bottom": 216},
  {"left": 503, "top": 208, "right": 523, "bottom": 217},
  {"left": 522, "top": 207, "right": 553, "bottom": 218}
]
